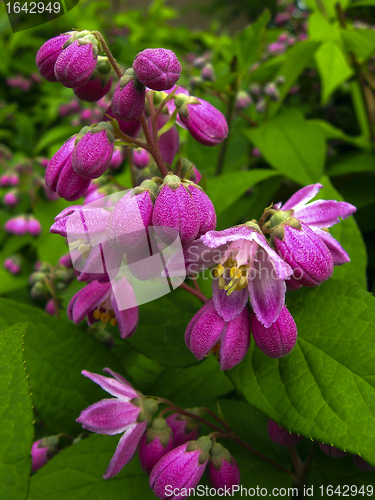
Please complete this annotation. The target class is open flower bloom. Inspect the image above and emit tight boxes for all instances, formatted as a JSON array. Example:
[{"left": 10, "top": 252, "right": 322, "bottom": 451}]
[
  {"left": 68, "top": 279, "right": 138, "bottom": 338},
  {"left": 77, "top": 369, "right": 158, "bottom": 479},
  {"left": 274, "top": 183, "right": 356, "bottom": 265},
  {"left": 201, "top": 223, "right": 293, "bottom": 328}
]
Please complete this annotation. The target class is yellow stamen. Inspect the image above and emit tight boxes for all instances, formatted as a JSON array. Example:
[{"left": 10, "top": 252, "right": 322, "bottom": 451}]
[
  {"left": 78, "top": 243, "right": 91, "bottom": 259},
  {"left": 214, "top": 264, "right": 224, "bottom": 278},
  {"left": 110, "top": 318, "right": 118, "bottom": 327},
  {"left": 218, "top": 276, "right": 226, "bottom": 289},
  {"left": 101, "top": 312, "right": 110, "bottom": 323},
  {"left": 93, "top": 309, "right": 101, "bottom": 320}
]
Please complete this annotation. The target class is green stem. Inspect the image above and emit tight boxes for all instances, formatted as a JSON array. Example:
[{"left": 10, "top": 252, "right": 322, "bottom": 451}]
[{"left": 93, "top": 31, "right": 123, "bottom": 78}]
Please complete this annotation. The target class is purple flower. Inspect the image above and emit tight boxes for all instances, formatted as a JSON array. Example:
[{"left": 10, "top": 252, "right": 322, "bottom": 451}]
[
  {"left": 176, "top": 95, "right": 228, "bottom": 146},
  {"left": 319, "top": 443, "right": 348, "bottom": 458},
  {"left": 3, "top": 191, "right": 19, "bottom": 207},
  {"left": 71, "top": 122, "right": 115, "bottom": 179},
  {"left": 251, "top": 305, "right": 297, "bottom": 359},
  {"left": 138, "top": 417, "right": 174, "bottom": 475},
  {"left": 3, "top": 255, "right": 21, "bottom": 275},
  {"left": 201, "top": 223, "right": 293, "bottom": 328},
  {"left": 4, "top": 215, "right": 28, "bottom": 236},
  {"left": 165, "top": 410, "right": 202, "bottom": 447},
  {"left": 273, "top": 183, "right": 356, "bottom": 266},
  {"left": 74, "top": 76, "right": 113, "bottom": 102},
  {"left": 35, "top": 34, "right": 72, "bottom": 82},
  {"left": 149, "top": 436, "right": 212, "bottom": 500},
  {"left": 133, "top": 148, "right": 150, "bottom": 169},
  {"left": 111, "top": 70, "right": 146, "bottom": 122},
  {"left": 68, "top": 279, "right": 138, "bottom": 338},
  {"left": 54, "top": 36, "right": 98, "bottom": 89},
  {"left": 185, "top": 298, "right": 251, "bottom": 370},
  {"left": 267, "top": 420, "right": 303, "bottom": 447},
  {"left": 109, "top": 147, "right": 123, "bottom": 170},
  {"left": 28, "top": 216, "right": 42, "bottom": 236},
  {"left": 45, "top": 299, "right": 57, "bottom": 316},
  {"left": 207, "top": 443, "right": 240, "bottom": 489},
  {"left": 45, "top": 137, "right": 91, "bottom": 201},
  {"left": 133, "top": 48, "right": 181, "bottom": 91},
  {"left": 77, "top": 369, "right": 158, "bottom": 478}
]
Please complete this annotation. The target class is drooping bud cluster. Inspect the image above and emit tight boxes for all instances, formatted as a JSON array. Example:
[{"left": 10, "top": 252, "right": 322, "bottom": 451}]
[
  {"left": 3, "top": 255, "right": 21, "bottom": 275},
  {"left": 4, "top": 215, "right": 41, "bottom": 236}
]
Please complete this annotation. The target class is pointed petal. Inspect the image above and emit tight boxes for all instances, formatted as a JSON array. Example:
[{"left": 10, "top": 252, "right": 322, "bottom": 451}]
[
  {"left": 212, "top": 277, "right": 248, "bottom": 322},
  {"left": 248, "top": 248, "right": 287, "bottom": 328},
  {"left": 76, "top": 399, "right": 140, "bottom": 435},
  {"left": 81, "top": 370, "right": 138, "bottom": 399},
  {"left": 314, "top": 228, "right": 350, "bottom": 265},
  {"left": 202, "top": 225, "right": 256, "bottom": 248},
  {"left": 281, "top": 184, "right": 323, "bottom": 211},
  {"left": 220, "top": 308, "right": 251, "bottom": 370},
  {"left": 111, "top": 289, "right": 139, "bottom": 339},
  {"left": 67, "top": 281, "right": 111, "bottom": 323},
  {"left": 103, "top": 368, "right": 136, "bottom": 389},
  {"left": 252, "top": 232, "right": 293, "bottom": 280},
  {"left": 293, "top": 200, "right": 356, "bottom": 229},
  {"left": 103, "top": 421, "right": 147, "bottom": 479}
]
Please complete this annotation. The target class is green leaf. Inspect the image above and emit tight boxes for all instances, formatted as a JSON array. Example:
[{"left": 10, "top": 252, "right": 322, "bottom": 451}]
[
  {"left": 229, "top": 280, "right": 375, "bottom": 466},
  {"left": 327, "top": 152, "right": 375, "bottom": 177},
  {"left": 316, "top": 176, "right": 367, "bottom": 289},
  {"left": 29, "top": 434, "right": 154, "bottom": 500},
  {"left": 341, "top": 29, "right": 375, "bottom": 63},
  {"left": 0, "top": 298, "right": 124, "bottom": 436},
  {"left": 244, "top": 109, "right": 326, "bottom": 185},
  {"left": 206, "top": 169, "right": 279, "bottom": 215},
  {"left": 33, "top": 126, "right": 77, "bottom": 155},
  {"left": 269, "top": 41, "right": 321, "bottom": 115},
  {"left": 308, "top": 119, "right": 370, "bottom": 150},
  {"left": 315, "top": 41, "right": 354, "bottom": 104},
  {"left": 0, "top": 323, "right": 33, "bottom": 500},
  {"left": 304, "top": 0, "right": 349, "bottom": 18},
  {"left": 127, "top": 288, "right": 200, "bottom": 368},
  {"left": 350, "top": 80, "right": 370, "bottom": 138},
  {"left": 349, "top": 0, "right": 375, "bottom": 7},
  {"left": 235, "top": 10, "right": 270, "bottom": 74}
]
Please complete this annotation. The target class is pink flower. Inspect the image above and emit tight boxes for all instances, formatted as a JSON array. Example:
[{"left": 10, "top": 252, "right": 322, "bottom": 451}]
[
  {"left": 77, "top": 369, "right": 158, "bottom": 478},
  {"left": 54, "top": 37, "right": 98, "bottom": 88},
  {"left": 165, "top": 410, "right": 202, "bottom": 447},
  {"left": 35, "top": 34, "right": 72, "bottom": 82},
  {"left": 111, "top": 70, "right": 146, "bottom": 121}
]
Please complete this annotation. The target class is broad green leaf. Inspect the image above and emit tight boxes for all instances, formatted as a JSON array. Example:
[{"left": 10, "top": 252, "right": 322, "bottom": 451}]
[
  {"left": 269, "top": 41, "right": 320, "bottom": 115},
  {"left": 316, "top": 176, "right": 367, "bottom": 289},
  {"left": 0, "top": 323, "right": 33, "bottom": 500},
  {"left": 30, "top": 434, "right": 154, "bottom": 500},
  {"left": 229, "top": 280, "right": 375, "bottom": 466},
  {"left": 245, "top": 109, "right": 326, "bottom": 185},
  {"left": 127, "top": 288, "right": 200, "bottom": 368},
  {"left": 308, "top": 119, "right": 370, "bottom": 150},
  {"left": 315, "top": 42, "right": 354, "bottom": 104},
  {"left": 206, "top": 170, "right": 279, "bottom": 215},
  {"left": 327, "top": 152, "right": 375, "bottom": 177},
  {"left": 349, "top": 0, "right": 375, "bottom": 6},
  {"left": 304, "top": 0, "right": 349, "bottom": 17},
  {"left": 308, "top": 12, "right": 338, "bottom": 41},
  {"left": 0, "top": 298, "right": 124, "bottom": 436},
  {"left": 235, "top": 10, "right": 270, "bottom": 74},
  {"left": 341, "top": 29, "right": 375, "bottom": 62},
  {"left": 336, "top": 174, "right": 375, "bottom": 209},
  {"left": 33, "top": 125, "right": 77, "bottom": 155}
]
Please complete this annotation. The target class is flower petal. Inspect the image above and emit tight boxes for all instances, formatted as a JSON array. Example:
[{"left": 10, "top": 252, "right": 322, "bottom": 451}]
[
  {"left": 248, "top": 248, "right": 287, "bottom": 328},
  {"left": 111, "top": 286, "right": 139, "bottom": 339},
  {"left": 252, "top": 232, "right": 293, "bottom": 280},
  {"left": 220, "top": 307, "right": 251, "bottom": 370},
  {"left": 67, "top": 281, "right": 111, "bottom": 323},
  {"left": 103, "top": 421, "right": 148, "bottom": 479},
  {"left": 76, "top": 399, "right": 140, "bottom": 435},
  {"left": 281, "top": 184, "right": 323, "bottom": 211},
  {"left": 81, "top": 370, "right": 138, "bottom": 399},
  {"left": 212, "top": 277, "right": 248, "bottom": 322},
  {"left": 202, "top": 225, "right": 256, "bottom": 248},
  {"left": 293, "top": 200, "right": 356, "bottom": 229},
  {"left": 314, "top": 228, "right": 350, "bottom": 265},
  {"left": 103, "top": 368, "right": 136, "bottom": 388}
]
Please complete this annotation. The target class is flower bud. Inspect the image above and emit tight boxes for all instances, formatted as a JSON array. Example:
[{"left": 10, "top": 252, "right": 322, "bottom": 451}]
[
  {"left": 255, "top": 98, "right": 266, "bottom": 113},
  {"left": 30, "top": 280, "right": 47, "bottom": 299},
  {"left": 166, "top": 409, "right": 202, "bottom": 446},
  {"left": 3, "top": 191, "right": 19, "bottom": 207},
  {"left": 248, "top": 82, "right": 262, "bottom": 96},
  {"left": 149, "top": 436, "right": 211, "bottom": 499},
  {"left": 111, "top": 69, "right": 146, "bottom": 121},
  {"left": 180, "top": 159, "right": 202, "bottom": 183},
  {"left": 3, "top": 255, "right": 21, "bottom": 275},
  {"left": 109, "top": 147, "right": 123, "bottom": 170},
  {"left": 270, "top": 215, "right": 333, "bottom": 287},
  {"left": 59, "top": 253, "right": 73, "bottom": 268},
  {"left": 267, "top": 419, "right": 304, "bottom": 447},
  {"left": 176, "top": 95, "right": 228, "bottom": 147},
  {"left": 152, "top": 174, "right": 200, "bottom": 246},
  {"left": 138, "top": 417, "right": 174, "bottom": 475},
  {"left": 133, "top": 48, "right": 181, "bottom": 91},
  {"left": 201, "top": 63, "right": 215, "bottom": 82},
  {"left": 149, "top": 113, "right": 179, "bottom": 165},
  {"left": 45, "top": 299, "right": 58, "bottom": 316},
  {"left": 35, "top": 34, "right": 72, "bottom": 82},
  {"left": 71, "top": 122, "right": 115, "bottom": 179},
  {"left": 54, "top": 35, "right": 99, "bottom": 88},
  {"left": 207, "top": 443, "right": 240, "bottom": 489},
  {"left": 264, "top": 82, "right": 281, "bottom": 102},
  {"left": 235, "top": 90, "right": 252, "bottom": 110},
  {"left": 4, "top": 215, "right": 28, "bottom": 236},
  {"left": 352, "top": 455, "right": 375, "bottom": 471},
  {"left": 187, "top": 183, "right": 216, "bottom": 236},
  {"left": 73, "top": 56, "right": 113, "bottom": 102},
  {"left": 103, "top": 105, "right": 142, "bottom": 137},
  {"left": 28, "top": 216, "right": 42, "bottom": 236},
  {"left": 45, "top": 136, "right": 91, "bottom": 201},
  {"left": 251, "top": 306, "right": 297, "bottom": 359},
  {"left": 133, "top": 148, "right": 150, "bottom": 169},
  {"left": 319, "top": 443, "right": 348, "bottom": 458},
  {"left": 31, "top": 436, "right": 59, "bottom": 472}
]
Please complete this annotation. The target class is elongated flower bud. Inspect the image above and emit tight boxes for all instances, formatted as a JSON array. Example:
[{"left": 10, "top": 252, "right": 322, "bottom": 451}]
[
  {"left": 111, "top": 69, "right": 146, "bottom": 121},
  {"left": 138, "top": 418, "right": 174, "bottom": 475},
  {"left": 74, "top": 56, "right": 113, "bottom": 102},
  {"left": 207, "top": 443, "right": 240, "bottom": 489},
  {"left": 166, "top": 410, "right": 202, "bottom": 446},
  {"left": 35, "top": 34, "right": 72, "bottom": 82},
  {"left": 133, "top": 148, "right": 150, "bottom": 169},
  {"left": 133, "top": 48, "right": 181, "bottom": 91}
]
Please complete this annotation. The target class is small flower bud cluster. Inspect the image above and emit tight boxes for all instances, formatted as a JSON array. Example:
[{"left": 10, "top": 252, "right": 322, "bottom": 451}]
[
  {"left": 4, "top": 215, "right": 41, "bottom": 236},
  {"left": 3, "top": 255, "right": 21, "bottom": 275},
  {"left": 77, "top": 369, "right": 240, "bottom": 494},
  {"left": 28, "top": 262, "right": 73, "bottom": 302}
]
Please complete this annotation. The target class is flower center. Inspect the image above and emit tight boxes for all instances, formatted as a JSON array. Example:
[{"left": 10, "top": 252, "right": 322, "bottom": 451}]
[
  {"left": 93, "top": 301, "right": 118, "bottom": 327},
  {"left": 214, "top": 259, "right": 250, "bottom": 295}
]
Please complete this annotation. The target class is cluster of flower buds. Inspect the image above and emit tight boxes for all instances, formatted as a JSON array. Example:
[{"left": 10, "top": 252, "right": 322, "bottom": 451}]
[
  {"left": 77, "top": 369, "right": 241, "bottom": 494},
  {"left": 4, "top": 215, "right": 41, "bottom": 236},
  {"left": 28, "top": 262, "right": 73, "bottom": 301},
  {"left": 246, "top": 76, "right": 286, "bottom": 113},
  {"left": 3, "top": 255, "right": 21, "bottom": 275},
  {"left": 0, "top": 172, "right": 19, "bottom": 186},
  {"left": 268, "top": 419, "right": 374, "bottom": 471}
]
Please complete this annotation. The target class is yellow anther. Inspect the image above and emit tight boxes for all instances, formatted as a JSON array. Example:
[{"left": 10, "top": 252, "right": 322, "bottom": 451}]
[
  {"left": 214, "top": 264, "right": 224, "bottom": 278},
  {"left": 108, "top": 310, "right": 115, "bottom": 319},
  {"left": 239, "top": 276, "right": 247, "bottom": 288},
  {"left": 101, "top": 312, "right": 110, "bottom": 323},
  {"left": 110, "top": 318, "right": 118, "bottom": 327},
  {"left": 78, "top": 243, "right": 91, "bottom": 259},
  {"left": 218, "top": 276, "right": 226, "bottom": 289},
  {"left": 93, "top": 309, "right": 101, "bottom": 320},
  {"left": 229, "top": 266, "right": 238, "bottom": 278}
]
